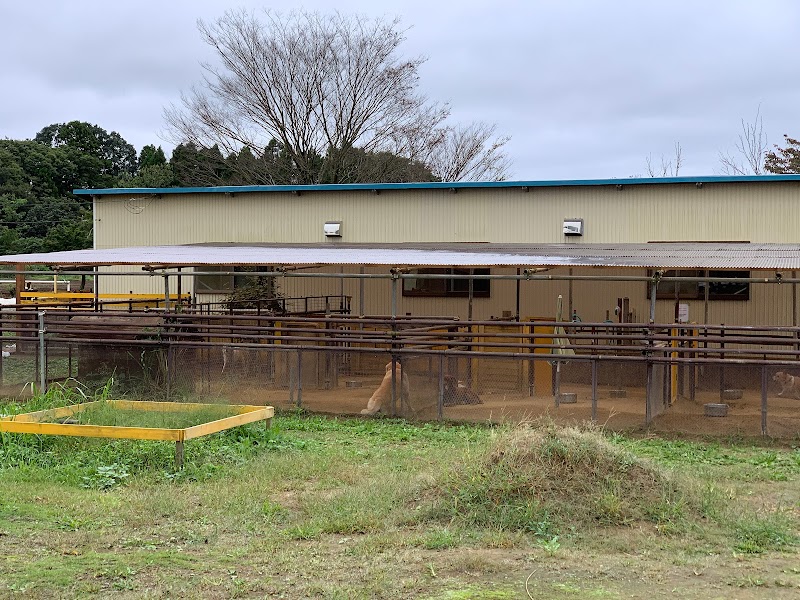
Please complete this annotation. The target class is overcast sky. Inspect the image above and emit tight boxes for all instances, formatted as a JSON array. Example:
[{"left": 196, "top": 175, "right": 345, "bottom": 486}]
[{"left": 1, "top": 1, "right": 798, "bottom": 180}]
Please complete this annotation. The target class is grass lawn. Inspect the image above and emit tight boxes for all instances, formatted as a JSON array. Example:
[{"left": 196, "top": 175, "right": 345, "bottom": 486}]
[{"left": 0, "top": 399, "right": 798, "bottom": 598}]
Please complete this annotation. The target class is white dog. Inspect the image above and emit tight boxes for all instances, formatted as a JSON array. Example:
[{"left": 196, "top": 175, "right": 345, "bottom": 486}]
[
  {"left": 773, "top": 371, "right": 800, "bottom": 399},
  {"left": 361, "top": 362, "right": 411, "bottom": 415}
]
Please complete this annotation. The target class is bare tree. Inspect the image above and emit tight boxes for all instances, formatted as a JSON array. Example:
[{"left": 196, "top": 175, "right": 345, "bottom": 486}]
[
  {"left": 426, "top": 123, "right": 512, "bottom": 182},
  {"left": 645, "top": 141, "right": 683, "bottom": 177},
  {"left": 718, "top": 106, "right": 768, "bottom": 175},
  {"left": 165, "top": 9, "right": 510, "bottom": 183}
]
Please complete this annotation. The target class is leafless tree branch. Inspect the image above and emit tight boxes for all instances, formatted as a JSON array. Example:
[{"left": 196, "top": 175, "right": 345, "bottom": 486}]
[
  {"left": 164, "top": 9, "right": 510, "bottom": 183},
  {"left": 645, "top": 141, "right": 682, "bottom": 177},
  {"left": 718, "top": 106, "right": 767, "bottom": 175}
]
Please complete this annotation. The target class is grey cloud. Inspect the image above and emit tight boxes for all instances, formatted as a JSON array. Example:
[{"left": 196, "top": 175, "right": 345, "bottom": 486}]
[{"left": 1, "top": 0, "right": 798, "bottom": 179}]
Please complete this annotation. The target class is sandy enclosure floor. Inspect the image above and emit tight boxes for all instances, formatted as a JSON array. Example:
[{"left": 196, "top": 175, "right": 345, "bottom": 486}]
[{"left": 200, "top": 370, "right": 800, "bottom": 438}]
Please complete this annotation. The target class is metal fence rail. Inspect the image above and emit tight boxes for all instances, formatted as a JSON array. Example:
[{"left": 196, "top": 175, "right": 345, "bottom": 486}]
[{"left": 1, "top": 309, "right": 798, "bottom": 437}]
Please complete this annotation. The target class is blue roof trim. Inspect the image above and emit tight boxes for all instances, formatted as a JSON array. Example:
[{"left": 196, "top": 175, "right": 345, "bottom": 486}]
[{"left": 74, "top": 174, "right": 800, "bottom": 196}]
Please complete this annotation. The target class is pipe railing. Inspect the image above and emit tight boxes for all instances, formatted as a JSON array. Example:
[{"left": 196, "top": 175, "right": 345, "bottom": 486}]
[{"left": 2, "top": 310, "right": 800, "bottom": 364}]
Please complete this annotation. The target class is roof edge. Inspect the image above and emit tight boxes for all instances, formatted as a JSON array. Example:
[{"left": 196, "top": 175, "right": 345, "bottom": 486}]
[{"left": 73, "top": 174, "right": 800, "bottom": 196}]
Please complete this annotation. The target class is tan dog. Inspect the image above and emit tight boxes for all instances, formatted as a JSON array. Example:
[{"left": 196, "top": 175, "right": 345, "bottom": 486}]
[
  {"left": 361, "top": 362, "right": 411, "bottom": 415},
  {"left": 773, "top": 371, "right": 800, "bottom": 399}
]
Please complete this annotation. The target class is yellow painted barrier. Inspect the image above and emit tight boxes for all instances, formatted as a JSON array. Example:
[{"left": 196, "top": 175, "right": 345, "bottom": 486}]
[
  {"left": 0, "top": 400, "right": 274, "bottom": 467},
  {"left": 19, "top": 292, "right": 190, "bottom": 309}
]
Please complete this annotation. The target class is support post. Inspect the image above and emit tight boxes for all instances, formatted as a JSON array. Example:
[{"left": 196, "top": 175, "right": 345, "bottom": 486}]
[
  {"left": 0, "top": 312, "right": 4, "bottom": 385},
  {"left": 719, "top": 325, "right": 725, "bottom": 399},
  {"left": 296, "top": 349, "right": 303, "bottom": 408},
  {"left": 467, "top": 271, "right": 473, "bottom": 386},
  {"left": 591, "top": 359, "right": 598, "bottom": 422},
  {"left": 645, "top": 361, "right": 653, "bottom": 426},
  {"left": 15, "top": 263, "right": 25, "bottom": 305},
  {"left": 163, "top": 272, "right": 171, "bottom": 313},
  {"left": 175, "top": 440, "right": 184, "bottom": 470},
  {"left": 93, "top": 266, "right": 99, "bottom": 310},
  {"left": 165, "top": 343, "right": 173, "bottom": 400},
  {"left": 38, "top": 311, "right": 46, "bottom": 393},
  {"left": 761, "top": 364, "right": 768, "bottom": 437},
  {"left": 568, "top": 268, "right": 573, "bottom": 320},
  {"left": 177, "top": 267, "right": 182, "bottom": 311},
  {"left": 391, "top": 354, "right": 397, "bottom": 417},
  {"left": 390, "top": 274, "right": 398, "bottom": 416},
  {"left": 359, "top": 266, "right": 365, "bottom": 315},
  {"left": 438, "top": 354, "right": 444, "bottom": 421},
  {"left": 288, "top": 349, "right": 295, "bottom": 405}
]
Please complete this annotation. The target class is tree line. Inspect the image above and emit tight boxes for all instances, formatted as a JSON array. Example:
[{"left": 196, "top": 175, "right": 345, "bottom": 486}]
[{"left": 0, "top": 122, "right": 230, "bottom": 256}]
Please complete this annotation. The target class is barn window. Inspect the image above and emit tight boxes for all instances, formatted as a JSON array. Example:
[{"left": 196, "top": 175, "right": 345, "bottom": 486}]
[
  {"left": 647, "top": 270, "right": 750, "bottom": 301},
  {"left": 195, "top": 266, "right": 273, "bottom": 294},
  {"left": 402, "top": 268, "right": 491, "bottom": 297}
]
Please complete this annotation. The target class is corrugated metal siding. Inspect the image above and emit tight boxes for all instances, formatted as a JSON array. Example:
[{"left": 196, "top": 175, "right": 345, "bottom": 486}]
[
  {"left": 95, "top": 182, "right": 800, "bottom": 248},
  {"left": 91, "top": 181, "right": 800, "bottom": 324}
]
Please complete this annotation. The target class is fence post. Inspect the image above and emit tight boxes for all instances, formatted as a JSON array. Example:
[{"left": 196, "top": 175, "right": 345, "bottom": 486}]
[
  {"left": 296, "top": 349, "right": 303, "bottom": 408},
  {"left": 438, "top": 354, "right": 444, "bottom": 420},
  {"left": 38, "top": 311, "right": 46, "bottom": 393},
  {"left": 391, "top": 354, "right": 397, "bottom": 417},
  {"left": 761, "top": 364, "right": 768, "bottom": 437},
  {"left": 165, "top": 343, "right": 173, "bottom": 401},
  {"left": 0, "top": 310, "right": 4, "bottom": 386},
  {"left": 591, "top": 358, "right": 598, "bottom": 422},
  {"left": 719, "top": 325, "right": 726, "bottom": 399},
  {"left": 288, "top": 348, "right": 295, "bottom": 405},
  {"left": 644, "top": 323, "right": 654, "bottom": 426}
]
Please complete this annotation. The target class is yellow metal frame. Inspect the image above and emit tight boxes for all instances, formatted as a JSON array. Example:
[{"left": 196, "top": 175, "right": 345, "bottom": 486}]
[
  {"left": 0, "top": 400, "right": 274, "bottom": 467},
  {"left": 19, "top": 291, "right": 190, "bottom": 309}
]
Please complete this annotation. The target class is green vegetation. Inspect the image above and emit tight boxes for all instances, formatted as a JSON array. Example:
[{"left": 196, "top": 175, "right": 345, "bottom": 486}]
[
  {"left": 0, "top": 398, "right": 797, "bottom": 598},
  {"left": 62, "top": 401, "right": 236, "bottom": 430}
]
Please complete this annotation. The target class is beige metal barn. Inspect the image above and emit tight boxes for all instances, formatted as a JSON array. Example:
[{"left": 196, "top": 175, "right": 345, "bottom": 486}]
[
  {"left": 64, "top": 174, "right": 800, "bottom": 326},
  {"left": 3, "top": 176, "right": 800, "bottom": 437}
]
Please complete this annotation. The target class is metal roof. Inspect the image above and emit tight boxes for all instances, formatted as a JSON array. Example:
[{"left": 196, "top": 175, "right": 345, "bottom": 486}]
[
  {"left": 74, "top": 174, "right": 800, "bottom": 197},
  {"left": 1, "top": 242, "right": 800, "bottom": 270}
]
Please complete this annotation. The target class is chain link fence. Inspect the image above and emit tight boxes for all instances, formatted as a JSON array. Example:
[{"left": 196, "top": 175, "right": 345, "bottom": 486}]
[{"left": 1, "top": 310, "right": 798, "bottom": 438}]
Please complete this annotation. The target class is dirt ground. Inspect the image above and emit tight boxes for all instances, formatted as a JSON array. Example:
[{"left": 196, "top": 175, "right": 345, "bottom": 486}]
[{"left": 200, "top": 369, "right": 800, "bottom": 439}]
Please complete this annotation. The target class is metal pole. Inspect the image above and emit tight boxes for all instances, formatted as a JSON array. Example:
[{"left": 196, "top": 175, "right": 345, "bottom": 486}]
[
  {"left": 719, "top": 325, "right": 725, "bottom": 398},
  {"left": 93, "top": 267, "right": 99, "bottom": 310},
  {"left": 591, "top": 359, "right": 598, "bottom": 422},
  {"left": 568, "top": 268, "right": 573, "bottom": 320},
  {"left": 296, "top": 349, "right": 303, "bottom": 408},
  {"left": 391, "top": 276, "right": 397, "bottom": 318},
  {"left": 359, "top": 266, "right": 365, "bottom": 315},
  {"left": 391, "top": 354, "right": 397, "bottom": 417},
  {"left": 0, "top": 313, "right": 4, "bottom": 385},
  {"left": 468, "top": 272, "right": 473, "bottom": 322},
  {"left": 38, "top": 311, "right": 46, "bottom": 393},
  {"left": 438, "top": 354, "right": 444, "bottom": 420},
  {"left": 391, "top": 275, "right": 398, "bottom": 416},
  {"left": 761, "top": 364, "right": 768, "bottom": 437},
  {"left": 163, "top": 273, "right": 171, "bottom": 313},
  {"left": 165, "top": 343, "right": 173, "bottom": 400},
  {"left": 649, "top": 280, "right": 658, "bottom": 323},
  {"left": 645, "top": 361, "right": 653, "bottom": 425},
  {"left": 467, "top": 271, "right": 473, "bottom": 385},
  {"left": 288, "top": 349, "right": 295, "bottom": 405},
  {"left": 177, "top": 267, "right": 182, "bottom": 311},
  {"left": 515, "top": 268, "right": 521, "bottom": 321}
]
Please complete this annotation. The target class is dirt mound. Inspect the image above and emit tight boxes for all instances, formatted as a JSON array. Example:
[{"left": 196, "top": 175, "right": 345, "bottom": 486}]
[{"left": 425, "top": 421, "right": 697, "bottom": 533}]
